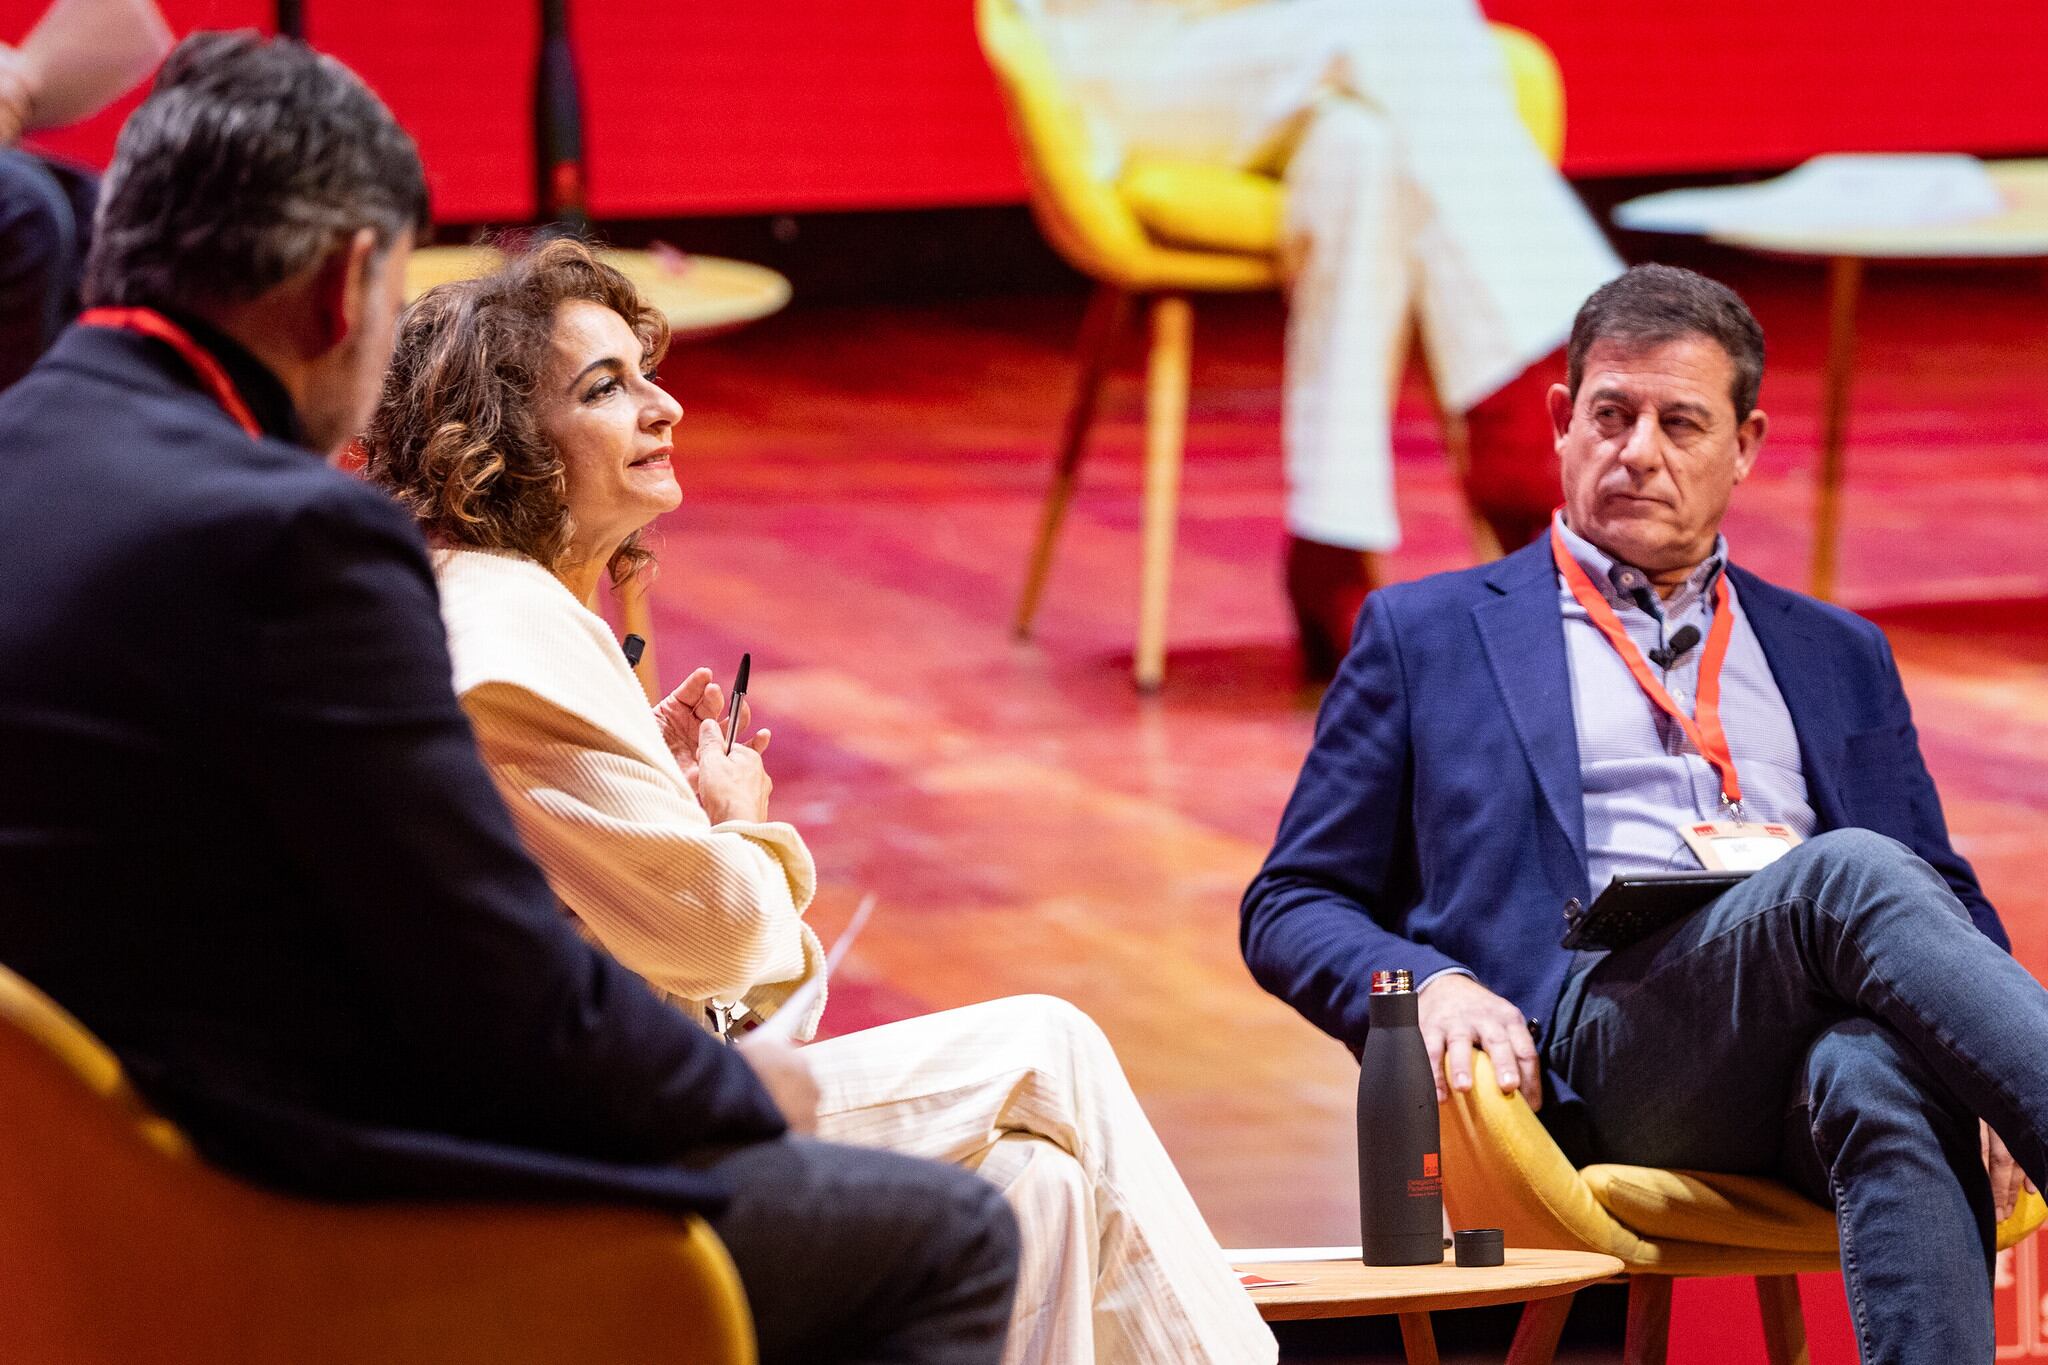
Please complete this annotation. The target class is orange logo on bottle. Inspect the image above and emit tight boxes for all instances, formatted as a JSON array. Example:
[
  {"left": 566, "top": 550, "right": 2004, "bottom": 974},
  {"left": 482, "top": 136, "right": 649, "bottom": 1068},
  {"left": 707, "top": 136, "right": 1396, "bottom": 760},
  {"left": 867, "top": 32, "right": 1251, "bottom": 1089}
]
[{"left": 1422, "top": 1153, "right": 1439, "bottom": 1178}]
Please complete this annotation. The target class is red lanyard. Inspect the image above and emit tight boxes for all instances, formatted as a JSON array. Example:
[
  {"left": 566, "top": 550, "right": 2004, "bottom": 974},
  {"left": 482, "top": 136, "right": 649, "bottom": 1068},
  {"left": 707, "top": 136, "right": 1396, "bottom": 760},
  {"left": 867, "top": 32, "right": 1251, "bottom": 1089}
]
[
  {"left": 78, "top": 306, "right": 262, "bottom": 439},
  {"left": 1550, "top": 520, "right": 1743, "bottom": 808}
]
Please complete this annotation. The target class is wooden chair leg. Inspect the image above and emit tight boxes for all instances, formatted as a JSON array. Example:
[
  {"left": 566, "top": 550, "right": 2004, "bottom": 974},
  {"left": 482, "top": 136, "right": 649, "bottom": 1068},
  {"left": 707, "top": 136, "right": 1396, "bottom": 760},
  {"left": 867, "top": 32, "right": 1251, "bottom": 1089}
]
[
  {"left": 1623, "top": 1275, "right": 1673, "bottom": 1365},
  {"left": 1438, "top": 408, "right": 1502, "bottom": 563},
  {"left": 1506, "top": 1293, "right": 1576, "bottom": 1365},
  {"left": 1406, "top": 316, "right": 1503, "bottom": 565},
  {"left": 618, "top": 571, "right": 659, "bottom": 702},
  {"left": 1755, "top": 1275, "right": 1811, "bottom": 1365},
  {"left": 1808, "top": 254, "right": 1862, "bottom": 602},
  {"left": 1013, "top": 283, "right": 1131, "bottom": 639},
  {"left": 1134, "top": 293, "right": 1192, "bottom": 692},
  {"left": 1397, "top": 1311, "right": 1442, "bottom": 1365}
]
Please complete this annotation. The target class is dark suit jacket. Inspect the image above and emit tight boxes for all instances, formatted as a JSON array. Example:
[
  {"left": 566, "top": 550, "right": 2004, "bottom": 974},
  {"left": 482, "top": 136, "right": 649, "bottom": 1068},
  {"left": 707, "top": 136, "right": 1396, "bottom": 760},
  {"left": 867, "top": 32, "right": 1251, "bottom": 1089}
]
[
  {"left": 1242, "top": 536, "right": 2005, "bottom": 1056},
  {"left": 0, "top": 322, "right": 784, "bottom": 1211}
]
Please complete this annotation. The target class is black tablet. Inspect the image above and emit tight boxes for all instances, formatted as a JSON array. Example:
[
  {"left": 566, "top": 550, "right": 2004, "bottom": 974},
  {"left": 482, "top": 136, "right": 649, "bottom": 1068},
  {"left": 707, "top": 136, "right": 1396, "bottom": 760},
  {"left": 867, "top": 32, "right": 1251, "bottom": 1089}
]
[{"left": 1561, "top": 870, "right": 1751, "bottom": 952}]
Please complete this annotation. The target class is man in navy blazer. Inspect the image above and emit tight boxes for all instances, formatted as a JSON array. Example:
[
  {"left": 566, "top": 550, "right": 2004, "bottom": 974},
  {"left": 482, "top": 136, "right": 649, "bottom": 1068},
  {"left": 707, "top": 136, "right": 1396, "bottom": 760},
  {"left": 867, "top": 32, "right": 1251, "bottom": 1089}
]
[
  {"left": 0, "top": 35, "right": 1015, "bottom": 1365},
  {"left": 1244, "top": 264, "right": 2048, "bottom": 1364}
]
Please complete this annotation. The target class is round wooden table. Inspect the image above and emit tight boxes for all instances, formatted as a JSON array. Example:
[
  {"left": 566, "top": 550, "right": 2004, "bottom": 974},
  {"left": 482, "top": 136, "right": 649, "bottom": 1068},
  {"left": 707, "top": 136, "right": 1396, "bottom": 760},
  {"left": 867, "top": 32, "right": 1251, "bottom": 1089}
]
[
  {"left": 1616, "top": 158, "right": 2048, "bottom": 602},
  {"left": 1237, "top": 1248, "right": 1623, "bottom": 1365},
  {"left": 402, "top": 242, "right": 792, "bottom": 695},
  {"left": 404, "top": 243, "right": 791, "bottom": 340}
]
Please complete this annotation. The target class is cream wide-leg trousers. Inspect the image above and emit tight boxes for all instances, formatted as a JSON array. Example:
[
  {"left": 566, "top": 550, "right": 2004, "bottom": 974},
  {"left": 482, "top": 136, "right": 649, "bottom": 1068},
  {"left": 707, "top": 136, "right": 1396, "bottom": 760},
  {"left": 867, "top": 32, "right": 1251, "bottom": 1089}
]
[
  {"left": 810, "top": 995, "right": 1277, "bottom": 1365},
  {"left": 1042, "top": 0, "right": 1623, "bottom": 551}
]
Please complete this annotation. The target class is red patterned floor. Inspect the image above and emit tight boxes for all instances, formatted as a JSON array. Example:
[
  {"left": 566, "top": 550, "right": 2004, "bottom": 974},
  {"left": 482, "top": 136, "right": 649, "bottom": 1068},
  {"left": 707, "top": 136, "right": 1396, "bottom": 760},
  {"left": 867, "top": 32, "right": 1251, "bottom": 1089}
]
[{"left": 631, "top": 257, "right": 2048, "bottom": 1273}]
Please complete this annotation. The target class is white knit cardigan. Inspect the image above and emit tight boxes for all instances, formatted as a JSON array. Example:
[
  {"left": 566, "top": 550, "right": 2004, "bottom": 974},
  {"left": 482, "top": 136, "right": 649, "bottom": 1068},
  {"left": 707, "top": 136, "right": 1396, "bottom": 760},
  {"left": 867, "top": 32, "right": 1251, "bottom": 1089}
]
[{"left": 434, "top": 547, "right": 826, "bottom": 1039}]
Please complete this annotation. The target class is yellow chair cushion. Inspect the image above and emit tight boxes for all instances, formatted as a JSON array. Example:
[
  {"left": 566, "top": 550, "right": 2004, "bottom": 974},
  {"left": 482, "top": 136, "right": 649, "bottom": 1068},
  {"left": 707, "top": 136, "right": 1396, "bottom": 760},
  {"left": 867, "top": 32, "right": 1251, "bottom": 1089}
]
[
  {"left": 1115, "top": 158, "right": 1284, "bottom": 257},
  {"left": 1493, "top": 24, "right": 1564, "bottom": 164},
  {"left": 1582, "top": 1165, "right": 1841, "bottom": 1254},
  {"left": 1446, "top": 1052, "right": 2048, "bottom": 1275},
  {"left": 1585, "top": 1162, "right": 2048, "bottom": 1257}
]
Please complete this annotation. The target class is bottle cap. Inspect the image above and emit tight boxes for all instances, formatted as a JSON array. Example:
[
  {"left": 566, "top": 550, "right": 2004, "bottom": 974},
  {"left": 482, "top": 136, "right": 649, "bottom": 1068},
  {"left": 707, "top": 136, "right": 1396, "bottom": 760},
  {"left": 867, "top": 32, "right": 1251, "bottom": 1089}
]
[
  {"left": 1370, "top": 969, "right": 1414, "bottom": 995},
  {"left": 1453, "top": 1228, "right": 1504, "bottom": 1267}
]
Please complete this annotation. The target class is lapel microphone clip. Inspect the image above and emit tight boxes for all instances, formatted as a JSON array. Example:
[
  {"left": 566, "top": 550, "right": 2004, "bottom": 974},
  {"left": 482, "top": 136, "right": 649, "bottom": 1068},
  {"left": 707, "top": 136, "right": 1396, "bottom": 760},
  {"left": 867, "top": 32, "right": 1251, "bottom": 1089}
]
[{"left": 1647, "top": 624, "right": 1702, "bottom": 670}]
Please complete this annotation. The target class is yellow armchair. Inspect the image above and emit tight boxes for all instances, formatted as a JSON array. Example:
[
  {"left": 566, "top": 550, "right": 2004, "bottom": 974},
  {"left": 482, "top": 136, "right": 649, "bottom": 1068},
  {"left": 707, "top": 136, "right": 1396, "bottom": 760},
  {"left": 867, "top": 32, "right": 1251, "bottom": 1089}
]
[
  {"left": 979, "top": 0, "right": 1565, "bottom": 688},
  {"left": 1442, "top": 1051, "right": 2045, "bottom": 1364},
  {"left": 0, "top": 961, "right": 755, "bottom": 1365}
]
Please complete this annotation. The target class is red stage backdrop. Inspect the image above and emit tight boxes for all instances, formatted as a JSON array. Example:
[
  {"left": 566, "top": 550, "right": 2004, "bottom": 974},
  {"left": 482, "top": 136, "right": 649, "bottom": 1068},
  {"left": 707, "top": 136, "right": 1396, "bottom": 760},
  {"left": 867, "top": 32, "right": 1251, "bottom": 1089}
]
[{"left": 5, "top": 0, "right": 2045, "bottom": 221}]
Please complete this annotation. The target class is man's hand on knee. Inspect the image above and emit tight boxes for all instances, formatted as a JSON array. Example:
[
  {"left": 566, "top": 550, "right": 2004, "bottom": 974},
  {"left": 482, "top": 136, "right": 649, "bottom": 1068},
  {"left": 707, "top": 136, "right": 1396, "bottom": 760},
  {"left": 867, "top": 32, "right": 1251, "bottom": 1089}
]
[
  {"left": 1418, "top": 974, "right": 1542, "bottom": 1111},
  {"left": 1983, "top": 1121, "right": 2035, "bottom": 1222},
  {"left": 735, "top": 1031, "right": 820, "bottom": 1134}
]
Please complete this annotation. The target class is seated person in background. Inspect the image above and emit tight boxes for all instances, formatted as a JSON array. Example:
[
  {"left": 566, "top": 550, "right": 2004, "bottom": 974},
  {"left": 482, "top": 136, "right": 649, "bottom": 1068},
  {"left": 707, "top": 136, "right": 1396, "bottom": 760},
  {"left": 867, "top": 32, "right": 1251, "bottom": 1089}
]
[
  {"left": 1242, "top": 264, "right": 2048, "bottom": 1365},
  {"left": 361, "top": 236, "right": 1277, "bottom": 1365},
  {"left": 0, "top": 35, "right": 1019, "bottom": 1365},
  {"left": 0, "top": 0, "right": 171, "bottom": 388},
  {"left": 1024, "top": 0, "right": 1621, "bottom": 674}
]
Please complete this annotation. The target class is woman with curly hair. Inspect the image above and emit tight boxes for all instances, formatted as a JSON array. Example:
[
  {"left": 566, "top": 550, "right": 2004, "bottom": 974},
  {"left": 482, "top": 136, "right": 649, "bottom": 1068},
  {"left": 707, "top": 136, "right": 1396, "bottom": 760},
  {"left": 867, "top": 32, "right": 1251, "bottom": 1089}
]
[{"left": 363, "top": 237, "right": 1275, "bottom": 1365}]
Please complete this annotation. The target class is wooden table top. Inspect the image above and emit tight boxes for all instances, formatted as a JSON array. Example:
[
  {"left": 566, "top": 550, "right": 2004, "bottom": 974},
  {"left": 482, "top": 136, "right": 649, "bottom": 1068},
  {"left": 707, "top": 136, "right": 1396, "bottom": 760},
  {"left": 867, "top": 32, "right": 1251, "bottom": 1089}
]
[
  {"left": 595, "top": 247, "right": 792, "bottom": 340},
  {"left": 404, "top": 244, "right": 792, "bottom": 339},
  {"left": 402, "top": 244, "right": 507, "bottom": 298},
  {"left": 1237, "top": 1249, "right": 1625, "bottom": 1323}
]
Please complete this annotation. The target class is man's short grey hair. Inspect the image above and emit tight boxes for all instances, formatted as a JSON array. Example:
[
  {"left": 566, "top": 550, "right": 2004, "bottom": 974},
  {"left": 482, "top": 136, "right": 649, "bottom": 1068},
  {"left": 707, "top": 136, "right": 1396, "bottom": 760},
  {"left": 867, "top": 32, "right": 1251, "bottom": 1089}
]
[
  {"left": 83, "top": 31, "right": 429, "bottom": 312},
  {"left": 1567, "top": 264, "right": 1766, "bottom": 419}
]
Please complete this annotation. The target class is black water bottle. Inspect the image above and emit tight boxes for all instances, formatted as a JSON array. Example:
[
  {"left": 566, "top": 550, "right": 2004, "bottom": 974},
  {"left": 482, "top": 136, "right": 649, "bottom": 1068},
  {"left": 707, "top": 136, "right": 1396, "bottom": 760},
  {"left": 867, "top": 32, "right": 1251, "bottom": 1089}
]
[{"left": 1358, "top": 969, "right": 1444, "bottom": 1265}]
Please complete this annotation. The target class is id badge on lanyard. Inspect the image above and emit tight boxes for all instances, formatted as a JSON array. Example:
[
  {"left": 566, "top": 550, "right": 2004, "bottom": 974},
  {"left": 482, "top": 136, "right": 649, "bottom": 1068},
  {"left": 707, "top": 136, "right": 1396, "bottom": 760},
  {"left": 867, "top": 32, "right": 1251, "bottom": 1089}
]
[{"left": 1680, "top": 819, "right": 1801, "bottom": 871}]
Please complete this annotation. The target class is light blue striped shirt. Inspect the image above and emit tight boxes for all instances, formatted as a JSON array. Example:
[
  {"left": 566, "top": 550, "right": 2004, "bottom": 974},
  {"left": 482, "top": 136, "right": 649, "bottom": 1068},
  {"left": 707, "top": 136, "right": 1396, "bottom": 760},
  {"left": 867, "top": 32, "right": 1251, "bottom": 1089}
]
[{"left": 1554, "top": 515, "right": 1815, "bottom": 890}]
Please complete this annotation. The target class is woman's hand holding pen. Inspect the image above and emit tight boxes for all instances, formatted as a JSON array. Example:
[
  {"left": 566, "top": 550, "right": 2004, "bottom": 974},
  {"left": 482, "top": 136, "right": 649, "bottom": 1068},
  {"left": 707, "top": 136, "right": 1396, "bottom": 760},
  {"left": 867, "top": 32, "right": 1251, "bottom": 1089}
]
[
  {"left": 657, "top": 664, "right": 736, "bottom": 796},
  {"left": 655, "top": 666, "right": 725, "bottom": 764},
  {"left": 694, "top": 711, "right": 771, "bottom": 824},
  {"left": 656, "top": 661, "right": 770, "bottom": 821}
]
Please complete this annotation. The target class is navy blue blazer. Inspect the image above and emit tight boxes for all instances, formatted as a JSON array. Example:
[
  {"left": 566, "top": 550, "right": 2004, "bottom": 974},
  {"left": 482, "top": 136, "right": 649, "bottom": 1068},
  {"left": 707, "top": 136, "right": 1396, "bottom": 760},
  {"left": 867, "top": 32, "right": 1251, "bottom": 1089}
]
[
  {"left": 0, "top": 323, "right": 785, "bottom": 1212},
  {"left": 1242, "top": 536, "right": 2005, "bottom": 1056}
]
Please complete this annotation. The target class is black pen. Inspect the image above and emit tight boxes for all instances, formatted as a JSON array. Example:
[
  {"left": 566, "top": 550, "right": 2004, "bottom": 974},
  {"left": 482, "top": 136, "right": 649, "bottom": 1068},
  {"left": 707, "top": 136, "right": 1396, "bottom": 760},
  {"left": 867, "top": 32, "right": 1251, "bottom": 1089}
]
[{"left": 723, "top": 652, "right": 751, "bottom": 755}]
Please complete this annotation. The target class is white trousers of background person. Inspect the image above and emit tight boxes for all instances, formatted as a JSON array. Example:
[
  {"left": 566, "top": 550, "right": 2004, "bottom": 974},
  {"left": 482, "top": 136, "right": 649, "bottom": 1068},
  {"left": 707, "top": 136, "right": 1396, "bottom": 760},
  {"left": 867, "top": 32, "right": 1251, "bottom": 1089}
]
[
  {"left": 812, "top": 995, "right": 1278, "bottom": 1365},
  {"left": 1036, "top": 0, "right": 1622, "bottom": 551}
]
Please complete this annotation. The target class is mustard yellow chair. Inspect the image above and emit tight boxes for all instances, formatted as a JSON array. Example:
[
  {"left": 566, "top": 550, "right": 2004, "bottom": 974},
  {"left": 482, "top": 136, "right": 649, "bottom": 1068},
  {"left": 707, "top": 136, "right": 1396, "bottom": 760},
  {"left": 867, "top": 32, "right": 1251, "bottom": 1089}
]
[
  {"left": 1443, "top": 1052, "right": 2046, "bottom": 1365},
  {"left": 0, "top": 961, "right": 755, "bottom": 1365},
  {"left": 978, "top": 0, "right": 1567, "bottom": 688}
]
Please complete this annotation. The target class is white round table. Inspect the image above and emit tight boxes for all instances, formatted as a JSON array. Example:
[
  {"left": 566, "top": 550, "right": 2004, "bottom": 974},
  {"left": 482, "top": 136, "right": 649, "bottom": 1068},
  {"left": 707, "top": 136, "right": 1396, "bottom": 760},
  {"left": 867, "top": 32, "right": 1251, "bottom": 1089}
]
[{"left": 1616, "top": 158, "right": 2048, "bottom": 601}]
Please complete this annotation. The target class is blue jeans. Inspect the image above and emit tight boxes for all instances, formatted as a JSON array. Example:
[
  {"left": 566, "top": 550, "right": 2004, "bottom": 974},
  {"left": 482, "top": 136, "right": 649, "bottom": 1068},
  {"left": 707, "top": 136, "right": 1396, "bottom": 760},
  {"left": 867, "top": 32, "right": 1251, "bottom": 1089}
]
[
  {"left": 0, "top": 150, "right": 96, "bottom": 392},
  {"left": 1547, "top": 828, "right": 2048, "bottom": 1365}
]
